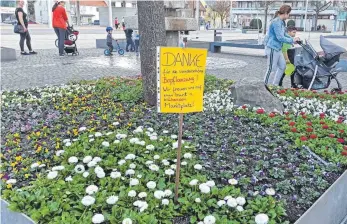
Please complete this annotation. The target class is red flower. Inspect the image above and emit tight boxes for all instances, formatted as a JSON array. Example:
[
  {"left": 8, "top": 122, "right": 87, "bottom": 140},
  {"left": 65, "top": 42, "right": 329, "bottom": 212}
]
[
  {"left": 284, "top": 112, "right": 290, "bottom": 115},
  {"left": 329, "top": 134, "right": 335, "bottom": 138},
  {"left": 320, "top": 121, "right": 325, "bottom": 125},
  {"left": 302, "top": 115, "right": 307, "bottom": 119},
  {"left": 322, "top": 125, "right": 329, "bottom": 129},
  {"left": 291, "top": 128, "right": 297, "bottom": 133},
  {"left": 289, "top": 122, "right": 296, "bottom": 126},
  {"left": 344, "top": 145, "right": 347, "bottom": 151},
  {"left": 337, "top": 120, "right": 343, "bottom": 124},
  {"left": 300, "top": 112, "right": 305, "bottom": 115},
  {"left": 341, "top": 151, "right": 347, "bottom": 156},
  {"left": 306, "top": 122, "right": 312, "bottom": 126},
  {"left": 285, "top": 117, "right": 291, "bottom": 121},
  {"left": 320, "top": 113, "right": 325, "bottom": 118},
  {"left": 339, "top": 130, "right": 345, "bottom": 134},
  {"left": 242, "top": 105, "right": 247, "bottom": 109},
  {"left": 306, "top": 128, "right": 313, "bottom": 132},
  {"left": 337, "top": 138, "right": 345, "bottom": 144},
  {"left": 300, "top": 136, "right": 308, "bottom": 141},
  {"left": 269, "top": 113, "right": 276, "bottom": 118},
  {"left": 256, "top": 109, "right": 265, "bottom": 114},
  {"left": 310, "top": 134, "right": 317, "bottom": 139}
]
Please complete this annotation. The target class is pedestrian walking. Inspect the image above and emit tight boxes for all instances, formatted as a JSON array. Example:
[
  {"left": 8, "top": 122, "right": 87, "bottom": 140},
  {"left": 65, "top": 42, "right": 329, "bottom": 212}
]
[
  {"left": 114, "top": 17, "right": 119, "bottom": 30},
  {"left": 15, "top": 0, "right": 37, "bottom": 55},
  {"left": 133, "top": 30, "right": 140, "bottom": 56},
  {"left": 263, "top": 5, "right": 300, "bottom": 86},
  {"left": 52, "top": 0, "right": 69, "bottom": 56},
  {"left": 124, "top": 28, "right": 134, "bottom": 52},
  {"left": 122, "top": 17, "right": 125, "bottom": 30}
]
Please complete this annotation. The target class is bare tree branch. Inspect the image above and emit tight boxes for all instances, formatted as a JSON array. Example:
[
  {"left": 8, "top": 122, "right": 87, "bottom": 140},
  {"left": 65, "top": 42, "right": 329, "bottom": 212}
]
[
  {"left": 260, "top": 0, "right": 276, "bottom": 35},
  {"left": 208, "top": 0, "right": 231, "bottom": 28}
]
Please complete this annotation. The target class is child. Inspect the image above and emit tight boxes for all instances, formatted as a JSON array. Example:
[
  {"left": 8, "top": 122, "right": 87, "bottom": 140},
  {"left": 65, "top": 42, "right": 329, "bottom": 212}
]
[
  {"left": 279, "top": 26, "right": 297, "bottom": 87},
  {"left": 133, "top": 31, "right": 140, "bottom": 56},
  {"left": 106, "top": 26, "right": 114, "bottom": 55},
  {"left": 179, "top": 37, "right": 188, "bottom": 48}
]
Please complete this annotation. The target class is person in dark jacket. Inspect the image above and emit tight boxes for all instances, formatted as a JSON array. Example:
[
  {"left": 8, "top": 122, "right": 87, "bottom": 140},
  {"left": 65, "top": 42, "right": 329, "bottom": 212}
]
[{"left": 124, "top": 28, "right": 134, "bottom": 52}]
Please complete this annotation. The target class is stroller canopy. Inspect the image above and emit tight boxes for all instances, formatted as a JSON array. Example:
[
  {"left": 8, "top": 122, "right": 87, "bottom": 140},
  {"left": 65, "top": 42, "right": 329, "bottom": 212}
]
[{"left": 320, "top": 35, "right": 346, "bottom": 60}]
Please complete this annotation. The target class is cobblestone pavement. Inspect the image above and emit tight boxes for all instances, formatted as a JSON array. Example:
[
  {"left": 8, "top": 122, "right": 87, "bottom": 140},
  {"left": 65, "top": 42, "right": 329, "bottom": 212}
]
[{"left": 1, "top": 48, "right": 346, "bottom": 91}]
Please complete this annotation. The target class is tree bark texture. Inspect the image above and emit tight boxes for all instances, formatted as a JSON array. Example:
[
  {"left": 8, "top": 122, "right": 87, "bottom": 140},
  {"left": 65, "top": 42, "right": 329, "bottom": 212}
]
[
  {"left": 76, "top": 0, "right": 81, "bottom": 26},
  {"left": 137, "top": 1, "right": 166, "bottom": 106},
  {"left": 263, "top": 7, "right": 268, "bottom": 35}
]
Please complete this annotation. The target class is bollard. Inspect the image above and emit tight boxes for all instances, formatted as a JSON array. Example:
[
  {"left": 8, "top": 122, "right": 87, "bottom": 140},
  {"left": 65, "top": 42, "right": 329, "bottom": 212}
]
[{"left": 214, "top": 30, "right": 222, "bottom": 42}]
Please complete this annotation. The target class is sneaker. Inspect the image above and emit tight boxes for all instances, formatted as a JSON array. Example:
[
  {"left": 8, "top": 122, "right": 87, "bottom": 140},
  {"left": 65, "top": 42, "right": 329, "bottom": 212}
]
[
  {"left": 29, "top": 51, "right": 37, "bottom": 55},
  {"left": 21, "top": 52, "right": 30, "bottom": 55},
  {"left": 59, "top": 54, "right": 65, "bottom": 57}
]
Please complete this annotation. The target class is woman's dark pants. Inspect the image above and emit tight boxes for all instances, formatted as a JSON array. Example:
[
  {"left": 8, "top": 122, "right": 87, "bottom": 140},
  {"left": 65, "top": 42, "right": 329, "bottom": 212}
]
[{"left": 54, "top": 28, "right": 66, "bottom": 55}]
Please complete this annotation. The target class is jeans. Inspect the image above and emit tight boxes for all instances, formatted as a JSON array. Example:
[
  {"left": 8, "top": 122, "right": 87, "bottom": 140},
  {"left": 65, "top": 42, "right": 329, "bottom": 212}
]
[
  {"left": 19, "top": 31, "right": 32, "bottom": 52},
  {"left": 126, "top": 38, "right": 134, "bottom": 52},
  {"left": 54, "top": 28, "right": 66, "bottom": 55},
  {"left": 107, "top": 43, "right": 113, "bottom": 52},
  {"left": 279, "top": 48, "right": 296, "bottom": 87},
  {"left": 134, "top": 40, "right": 139, "bottom": 53},
  {"left": 264, "top": 47, "right": 286, "bottom": 85}
]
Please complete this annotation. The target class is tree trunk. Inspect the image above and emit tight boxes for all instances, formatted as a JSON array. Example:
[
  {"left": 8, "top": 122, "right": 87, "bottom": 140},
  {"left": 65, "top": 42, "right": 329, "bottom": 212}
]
[
  {"left": 314, "top": 14, "right": 318, "bottom": 31},
  {"left": 220, "top": 16, "right": 223, "bottom": 28},
  {"left": 137, "top": 1, "right": 166, "bottom": 106},
  {"left": 76, "top": 0, "right": 81, "bottom": 26},
  {"left": 263, "top": 7, "right": 268, "bottom": 35},
  {"left": 344, "top": 20, "right": 347, "bottom": 36},
  {"left": 27, "top": 0, "right": 36, "bottom": 21}
]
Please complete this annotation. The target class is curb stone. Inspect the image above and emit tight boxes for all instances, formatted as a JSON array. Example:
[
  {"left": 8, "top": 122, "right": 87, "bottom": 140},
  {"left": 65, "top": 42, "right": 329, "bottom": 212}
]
[{"left": 1, "top": 199, "right": 36, "bottom": 224}]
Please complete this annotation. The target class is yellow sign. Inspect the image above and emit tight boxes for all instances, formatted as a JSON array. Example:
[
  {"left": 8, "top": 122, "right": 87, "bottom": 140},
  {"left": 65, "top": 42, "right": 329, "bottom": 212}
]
[{"left": 157, "top": 47, "right": 207, "bottom": 113}]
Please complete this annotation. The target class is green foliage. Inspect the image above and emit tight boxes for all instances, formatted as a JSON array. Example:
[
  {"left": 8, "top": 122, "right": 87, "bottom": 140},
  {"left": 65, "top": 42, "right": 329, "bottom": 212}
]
[
  {"left": 287, "top": 20, "right": 296, "bottom": 27},
  {"left": 204, "top": 75, "right": 234, "bottom": 93},
  {"left": 250, "top": 19, "right": 262, "bottom": 29}
]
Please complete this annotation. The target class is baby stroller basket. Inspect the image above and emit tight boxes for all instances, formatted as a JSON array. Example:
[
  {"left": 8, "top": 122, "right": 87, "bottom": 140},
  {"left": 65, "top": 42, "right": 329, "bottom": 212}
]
[{"left": 293, "top": 36, "right": 346, "bottom": 91}]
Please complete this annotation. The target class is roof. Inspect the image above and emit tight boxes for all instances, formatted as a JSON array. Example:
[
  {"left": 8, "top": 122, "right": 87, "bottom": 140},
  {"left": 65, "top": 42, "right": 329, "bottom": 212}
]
[{"left": 70, "top": 0, "right": 107, "bottom": 7}]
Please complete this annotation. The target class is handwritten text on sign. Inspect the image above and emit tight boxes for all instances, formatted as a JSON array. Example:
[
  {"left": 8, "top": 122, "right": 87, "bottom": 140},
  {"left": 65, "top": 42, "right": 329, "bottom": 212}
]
[{"left": 157, "top": 47, "right": 207, "bottom": 113}]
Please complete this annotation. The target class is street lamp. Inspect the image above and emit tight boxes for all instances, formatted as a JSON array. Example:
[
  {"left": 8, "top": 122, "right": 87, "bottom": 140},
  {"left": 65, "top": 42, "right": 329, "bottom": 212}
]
[
  {"left": 229, "top": 0, "right": 233, "bottom": 30},
  {"left": 303, "top": 0, "right": 309, "bottom": 32}
]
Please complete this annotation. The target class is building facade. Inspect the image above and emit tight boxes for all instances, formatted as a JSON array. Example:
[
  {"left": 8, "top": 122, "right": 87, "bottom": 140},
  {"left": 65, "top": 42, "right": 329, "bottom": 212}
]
[
  {"left": 0, "top": 0, "right": 16, "bottom": 22},
  {"left": 231, "top": 0, "right": 346, "bottom": 32}
]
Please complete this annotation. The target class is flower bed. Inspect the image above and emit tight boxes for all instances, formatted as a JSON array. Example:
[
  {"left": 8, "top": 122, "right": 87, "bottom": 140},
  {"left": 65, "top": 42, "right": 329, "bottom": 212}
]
[{"left": 1, "top": 76, "right": 346, "bottom": 224}]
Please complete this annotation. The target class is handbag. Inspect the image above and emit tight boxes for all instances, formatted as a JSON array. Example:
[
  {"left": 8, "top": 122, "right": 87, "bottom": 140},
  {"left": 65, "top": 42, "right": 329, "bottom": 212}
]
[{"left": 14, "top": 22, "right": 25, "bottom": 34}]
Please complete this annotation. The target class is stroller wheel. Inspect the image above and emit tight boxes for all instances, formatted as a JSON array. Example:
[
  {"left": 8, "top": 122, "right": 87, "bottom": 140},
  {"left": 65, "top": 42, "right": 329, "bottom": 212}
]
[
  {"left": 104, "top": 49, "right": 111, "bottom": 56},
  {"left": 331, "top": 88, "right": 341, "bottom": 93},
  {"left": 118, "top": 49, "right": 125, "bottom": 56}
]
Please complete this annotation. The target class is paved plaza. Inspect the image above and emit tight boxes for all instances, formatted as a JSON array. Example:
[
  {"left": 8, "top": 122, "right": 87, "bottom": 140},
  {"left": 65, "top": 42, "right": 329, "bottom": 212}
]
[{"left": 1, "top": 24, "right": 347, "bottom": 91}]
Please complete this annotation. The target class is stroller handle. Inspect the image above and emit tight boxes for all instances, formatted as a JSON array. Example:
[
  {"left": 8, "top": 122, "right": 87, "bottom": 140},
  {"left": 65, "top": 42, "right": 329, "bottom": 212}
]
[{"left": 296, "top": 40, "right": 303, "bottom": 46}]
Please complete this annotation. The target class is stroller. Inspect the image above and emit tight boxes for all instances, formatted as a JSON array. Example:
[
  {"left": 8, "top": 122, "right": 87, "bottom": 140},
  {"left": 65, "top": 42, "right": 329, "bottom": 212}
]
[
  {"left": 292, "top": 35, "right": 346, "bottom": 92},
  {"left": 55, "top": 25, "right": 80, "bottom": 55}
]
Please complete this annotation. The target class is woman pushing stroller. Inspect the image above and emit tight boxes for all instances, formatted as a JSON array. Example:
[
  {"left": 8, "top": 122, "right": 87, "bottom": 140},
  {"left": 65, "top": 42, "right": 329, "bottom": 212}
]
[
  {"left": 264, "top": 5, "right": 300, "bottom": 86},
  {"left": 52, "top": 0, "right": 69, "bottom": 57}
]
